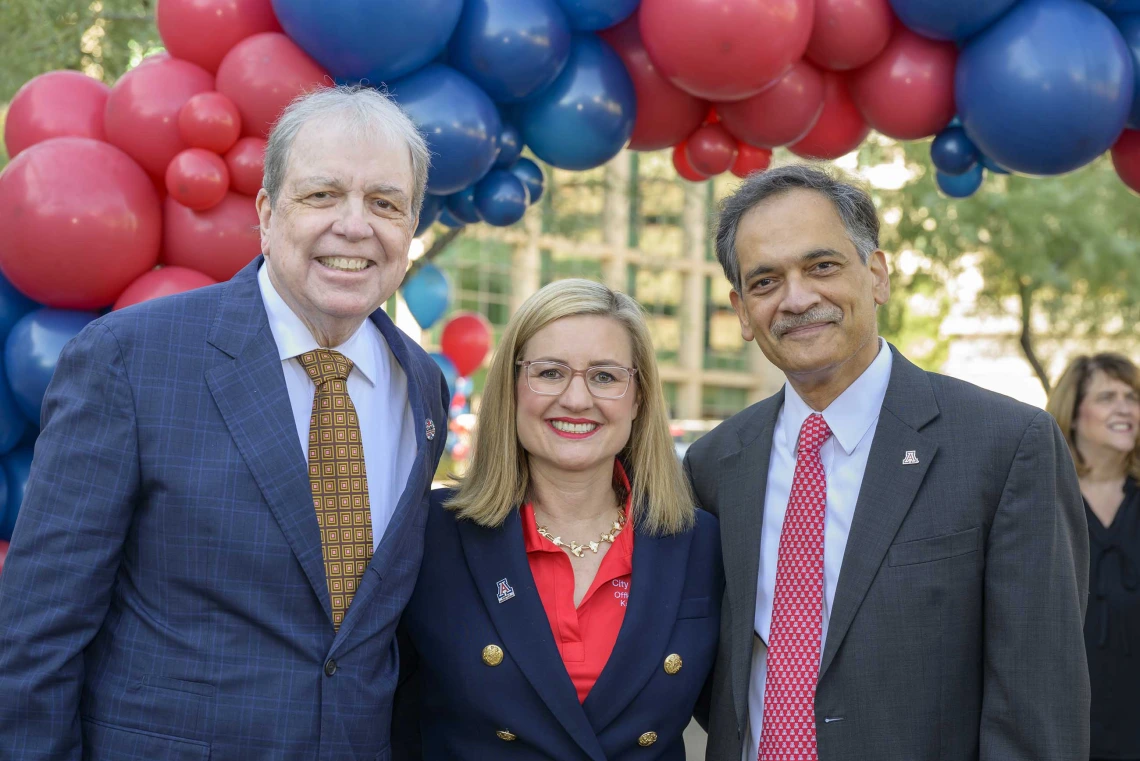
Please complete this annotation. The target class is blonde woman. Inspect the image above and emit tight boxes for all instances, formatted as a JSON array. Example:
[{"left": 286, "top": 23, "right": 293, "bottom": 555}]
[
  {"left": 393, "top": 279, "right": 722, "bottom": 760},
  {"left": 1048, "top": 353, "right": 1140, "bottom": 761}
]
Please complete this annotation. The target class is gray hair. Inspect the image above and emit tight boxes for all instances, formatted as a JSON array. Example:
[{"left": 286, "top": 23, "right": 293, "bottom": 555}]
[
  {"left": 714, "top": 164, "right": 880, "bottom": 293},
  {"left": 263, "top": 84, "right": 431, "bottom": 223}
]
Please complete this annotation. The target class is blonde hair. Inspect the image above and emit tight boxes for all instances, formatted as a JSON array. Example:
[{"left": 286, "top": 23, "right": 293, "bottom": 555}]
[
  {"left": 447, "top": 278, "right": 696, "bottom": 535},
  {"left": 1046, "top": 352, "right": 1140, "bottom": 479}
]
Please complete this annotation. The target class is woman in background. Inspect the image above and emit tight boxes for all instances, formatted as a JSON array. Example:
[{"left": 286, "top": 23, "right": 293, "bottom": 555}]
[
  {"left": 394, "top": 278, "right": 722, "bottom": 760},
  {"left": 1048, "top": 353, "right": 1140, "bottom": 761}
]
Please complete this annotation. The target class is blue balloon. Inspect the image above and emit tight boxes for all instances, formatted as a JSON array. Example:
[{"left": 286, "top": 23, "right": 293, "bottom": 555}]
[
  {"left": 930, "top": 126, "right": 980, "bottom": 175},
  {"left": 474, "top": 170, "right": 529, "bottom": 227},
  {"left": 389, "top": 65, "right": 502, "bottom": 196},
  {"left": 495, "top": 123, "right": 524, "bottom": 169},
  {"left": 401, "top": 264, "right": 452, "bottom": 330},
  {"left": 510, "top": 158, "right": 546, "bottom": 204},
  {"left": 415, "top": 194, "right": 445, "bottom": 238},
  {"left": 448, "top": 0, "right": 572, "bottom": 103},
  {"left": 0, "top": 358, "right": 28, "bottom": 456},
  {"left": 447, "top": 185, "right": 483, "bottom": 224},
  {"left": 979, "top": 153, "right": 1011, "bottom": 174},
  {"left": 888, "top": 0, "right": 1020, "bottom": 40},
  {"left": 272, "top": 0, "right": 462, "bottom": 83},
  {"left": 517, "top": 34, "right": 636, "bottom": 170},
  {"left": 438, "top": 208, "right": 467, "bottom": 229},
  {"left": 0, "top": 274, "right": 36, "bottom": 341},
  {"left": 4, "top": 309, "right": 97, "bottom": 424},
  {"left": 1089, "top": 0, "right": 1140, "bottom": 12},
  {"left": 936, "top": 164, "right": 985, "bottom": 197},
  {"left": 554, "top": 0, "right": 639, "bottom": 31},
  {"left": 957, "top": 0, "right": 1135, "bottom": 175},
  {"left": 429, "top": 352, "right": 459, "bottom": 397},
  {"left": 1116, "top": 13, "right": 1140, "bottom": 128},
  {"left": 0, "top": 446, "right": 32, "bottom": 541}
]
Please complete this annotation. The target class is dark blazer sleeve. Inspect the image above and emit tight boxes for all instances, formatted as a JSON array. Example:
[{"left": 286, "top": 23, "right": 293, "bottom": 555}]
[
  {"left": 980, "top": 410, "right": 1090, "bottom": 760},
  {"left": 0, "top": 322, "right": 140, "bottom": 760}
]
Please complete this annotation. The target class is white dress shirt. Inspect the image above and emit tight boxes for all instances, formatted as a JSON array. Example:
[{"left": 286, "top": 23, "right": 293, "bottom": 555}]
[
  {"left": 743, "top": 340, "right": 892, "bottom": 761},
  {"left": 258, "top": 263, "right": 418, "bottom": 547}
]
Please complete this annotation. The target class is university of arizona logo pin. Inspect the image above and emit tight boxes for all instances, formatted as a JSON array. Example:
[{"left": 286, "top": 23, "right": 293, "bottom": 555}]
[
  {"left": 425, "top": 418, "right": 436, "bottom": 441},
  {"left": 496, "top": 578, "right": 515, "bottom": 604},
  {"left": 902, "top": 450, "right": 919, "bottom": 465}
]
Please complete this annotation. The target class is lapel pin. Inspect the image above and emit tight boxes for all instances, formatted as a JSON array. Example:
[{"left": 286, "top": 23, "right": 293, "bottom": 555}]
[
  {"left": 425, "top": 418, "right": 436, "bottom": 441},
  {"left": 902, "top": 450, "right": 919, "bottom": 465},
  {"left": 496, "top": 578, "right": 515, "bottom": 604}
]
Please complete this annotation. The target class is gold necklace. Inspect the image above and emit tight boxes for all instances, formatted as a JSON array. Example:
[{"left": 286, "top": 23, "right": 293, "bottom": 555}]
[{"left": 535, "top": 508, "right": 627, "bottom": 559}]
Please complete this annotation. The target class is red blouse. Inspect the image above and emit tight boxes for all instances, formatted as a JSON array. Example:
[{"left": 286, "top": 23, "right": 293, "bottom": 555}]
[{"left": 521, "top": 462, "right": 634, "bottom": 703}]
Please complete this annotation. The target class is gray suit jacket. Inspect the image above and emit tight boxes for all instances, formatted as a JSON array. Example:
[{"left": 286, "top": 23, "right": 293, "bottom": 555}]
[{"left": 684, "top": 347, "right": 1090, "bottom": 761}]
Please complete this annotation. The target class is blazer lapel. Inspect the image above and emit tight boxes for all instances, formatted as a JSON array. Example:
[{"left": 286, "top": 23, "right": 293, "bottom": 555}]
[
  {"left": 335, "top": 312, "right": 434, "bottom": 642},
  {"left": 206, "top": 259, "right": 332, "bottom": 624},
  {"left": 583, "top": 526, "right": 693, "bottom": 731},
  {"left": 457, "top": 513, "right": 607, "bottom": 761},
  {"left": 819, "top": 350, "right": 939, "bottom": 679},
  {"left": 718, "top": 394, "right": 782, "bottom": 731}
]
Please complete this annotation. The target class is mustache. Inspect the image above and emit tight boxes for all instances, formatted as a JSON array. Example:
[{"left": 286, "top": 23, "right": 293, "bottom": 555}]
[{"left": 771, "top": 307, "right": 843, "bottom": 338}]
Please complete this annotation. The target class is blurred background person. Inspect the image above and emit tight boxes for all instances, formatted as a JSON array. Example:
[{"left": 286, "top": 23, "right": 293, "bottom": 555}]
[
  {"left": 1049, "top": 353, "right": 1140, "bottom": 761},
  {"left": 394, "top": 279, "right": 722, "bottom": 760}
]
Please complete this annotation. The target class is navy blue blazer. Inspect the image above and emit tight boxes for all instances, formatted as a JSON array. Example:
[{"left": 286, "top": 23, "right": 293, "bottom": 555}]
[
  {"left": 0, "top": 257, "right": 448, "bottom": 761},
  {"left": 394, "top": 488, "right": 723, "bottom": 761}
]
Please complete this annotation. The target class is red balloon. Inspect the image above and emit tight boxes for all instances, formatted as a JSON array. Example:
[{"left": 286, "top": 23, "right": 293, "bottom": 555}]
[
  {"left": 672, "top": 142, "right": 709, "bottom": 182},
  {"left": 113, "top": 266, "right": 218, "bottom": 310},
  {"left": 598, "top": 14, "right": 708, "bottom": 151},
  {"left": 0, "top": 540, "right": 7, "bottom": 576},
  {"left": 717, "top": 60, "right": 826, "bottom": 148},
  {"left": 0, "top": 138, "right": 161, "bottom": 308},
  {"left": 731, "top": 143, "right": 773, "bottom": 178},
  {"left": 157, "top": 0, "right": 283, "bottom": 74},
  {"left": 162, "top": 192, "right": 261, "bottom": 281},
  {"left": 685, "top": 124, "right": 737, "bottom": 176},
  {"left": 104, "top": 55, "right": 215, "bottom": 178},
  {"left": 788, "top": 72, "right": 870, "bottom": 160},
  {"left": 639, "top": 0, "right": 813, "bottom": 101},
  {"left": 225, "top": 136, "right": 267, "bottom": 196},
  {"left": 1112, "top": 129, "right": 1140, "bottom": 195},
  {"left": 4, "top": 71, "right": 110, "bottom": 158},
  {"left": 440, "top": 312, "right": 493, "bottom": 377},
  {"left": 806, "top": 0, "right": 894, "bottom": 71},
  {"left": 216, "top": 33, "right": 329, "bottom": 139},
  {"left": 166, "top": 148, "right": 231, "bottom": 211},
  {"left": 178, "top": 92, "right": 242, "bottom": 153},
  {"left": 848, "top": 26, "right": 957, "bottom": 140}
]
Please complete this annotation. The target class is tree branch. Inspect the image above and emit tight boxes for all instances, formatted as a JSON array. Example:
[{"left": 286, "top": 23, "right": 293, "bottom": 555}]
[
  {"left": 1018, "top": 280, "right": 1051, "bottom": 394},
  {"left": 406, "top": 227, "right": 464, "bottom": 278}
]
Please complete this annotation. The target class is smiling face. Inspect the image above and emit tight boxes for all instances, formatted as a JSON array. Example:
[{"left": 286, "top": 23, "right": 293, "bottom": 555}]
[
  {"left": 515, "top": 314, "right": 639, "bottom": 478},
  {"left": 256, "top": 116, "right": 416, "bottom": 347},
  {"left": 729, "top": 188, "right": 889, "bottom": 401},
  {"left": 1075, "top": 370, "right": 1140, "bottom": 461}
]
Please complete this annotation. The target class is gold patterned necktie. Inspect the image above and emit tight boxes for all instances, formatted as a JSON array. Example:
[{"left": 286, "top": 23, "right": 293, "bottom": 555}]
[{"left": 298, "top": 348, "right": 372, "bottom": 629}]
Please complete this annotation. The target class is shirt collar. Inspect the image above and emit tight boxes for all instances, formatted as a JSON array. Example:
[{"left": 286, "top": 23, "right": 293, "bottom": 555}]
[
  {"left": 782, "top": 339, "right": 893, "bottom": 456},
  {"left": 257, "top": 261, "right": 380, "bottom": 386}
]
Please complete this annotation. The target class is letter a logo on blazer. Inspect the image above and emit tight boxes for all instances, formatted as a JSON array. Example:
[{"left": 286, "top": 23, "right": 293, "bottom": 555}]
[{"left": 496, "top": 578, "right": 515, "bottom": 604}]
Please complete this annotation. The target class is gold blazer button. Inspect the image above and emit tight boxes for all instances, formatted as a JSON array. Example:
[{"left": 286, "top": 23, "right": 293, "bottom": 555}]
[
  {"left": 482, "top": 644, "right": 504, "bottom": 666},
  {"left": 638, "top": 731, "right": 658, "bottom": 747},
  {"left": 663, "top": 654, "right": 682, "bottom": 675},
  {"left": 496, "top": 729, "right": 517, "bottom": 741}
]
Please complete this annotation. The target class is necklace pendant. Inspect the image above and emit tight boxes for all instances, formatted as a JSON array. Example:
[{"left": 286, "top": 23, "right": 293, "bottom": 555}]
[
  {"left": 588, "top": 540, "right": 600, "bottom": 553},
  {"left": 569, "top": 542, "right": 584, "bottom": 558}
]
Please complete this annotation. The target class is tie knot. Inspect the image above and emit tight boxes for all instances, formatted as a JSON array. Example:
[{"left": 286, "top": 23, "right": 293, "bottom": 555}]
[
  {"left": 298, "top": 349, "right": 353, "bottom": 386},
  {"left": 798, "top": 412, "right": 832, "bottom": 456}
]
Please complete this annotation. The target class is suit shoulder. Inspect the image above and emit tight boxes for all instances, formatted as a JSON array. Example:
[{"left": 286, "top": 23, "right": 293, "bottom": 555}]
[
  {"left": 687, "top": 393, "right": 780, "bottom": 463},
  {"left": 87, "top": 282, "right": 225, "bottom": 344}
]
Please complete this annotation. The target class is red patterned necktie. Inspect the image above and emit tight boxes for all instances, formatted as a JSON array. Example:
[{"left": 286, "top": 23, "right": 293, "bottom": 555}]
[{"left": 759, "top": 412, "right": 831, "bottom": 761}]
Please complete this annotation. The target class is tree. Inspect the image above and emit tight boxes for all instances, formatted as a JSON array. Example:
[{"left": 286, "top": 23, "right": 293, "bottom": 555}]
[{"left": 872, "top": 139, "right": 1140, "bottom": 394}]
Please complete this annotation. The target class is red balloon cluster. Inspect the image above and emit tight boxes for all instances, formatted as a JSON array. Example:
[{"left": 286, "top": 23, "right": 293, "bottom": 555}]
[
  {"left": 0, "top": 0, "right": 329, "bottom": 311},
  {"left": 440, "top": 312, "right": 493, "bottom": 377},
  {"left": 600, "top": 0, "right": 960, "bottom": 184}
]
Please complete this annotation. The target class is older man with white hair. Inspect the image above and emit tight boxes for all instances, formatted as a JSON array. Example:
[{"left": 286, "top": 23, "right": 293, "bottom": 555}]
[{"left": 0, "top": 85, "right": 449, "bottom": 761}]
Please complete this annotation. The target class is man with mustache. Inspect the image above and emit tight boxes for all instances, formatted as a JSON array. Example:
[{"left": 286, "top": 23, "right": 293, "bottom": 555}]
[{"left": 685, "top": 164, "right": 1090, "bottom": 761}]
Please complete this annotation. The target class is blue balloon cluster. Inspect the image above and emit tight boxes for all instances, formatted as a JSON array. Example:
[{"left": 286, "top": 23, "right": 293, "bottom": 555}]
[{"left": 401, "top": 264, "right": 452, "bottom": 330}]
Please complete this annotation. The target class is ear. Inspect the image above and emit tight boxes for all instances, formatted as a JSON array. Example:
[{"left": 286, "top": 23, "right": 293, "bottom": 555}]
[
  {"left": 255, "top": 189, "right": 273, "bottom": 257},
  {"left": 869, "top": 249, "right": 890, "bottom": 306},
  {"left": 729, "top": 288, "right": 756, "bottom": 343}
]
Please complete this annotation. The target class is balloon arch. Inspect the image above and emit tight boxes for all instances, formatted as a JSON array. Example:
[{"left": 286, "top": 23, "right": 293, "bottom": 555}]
[{"left": 0, "top": 0, "right": 1139, "bottom": 553}]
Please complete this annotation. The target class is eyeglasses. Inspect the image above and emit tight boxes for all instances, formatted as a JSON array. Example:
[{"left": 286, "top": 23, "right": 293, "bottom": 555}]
[{"left": 516, "top": 360, "right": 638, "bottom": 400}]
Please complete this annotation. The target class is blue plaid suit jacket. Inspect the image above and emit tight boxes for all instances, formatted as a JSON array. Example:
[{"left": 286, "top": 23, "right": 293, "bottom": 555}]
[{"left": 0, "top": 257, "right": 448, "bottom": 761}]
